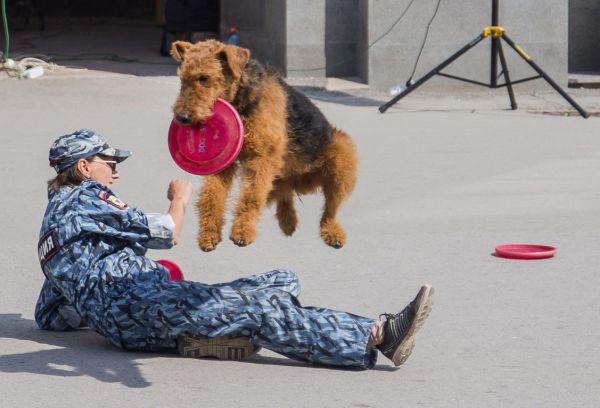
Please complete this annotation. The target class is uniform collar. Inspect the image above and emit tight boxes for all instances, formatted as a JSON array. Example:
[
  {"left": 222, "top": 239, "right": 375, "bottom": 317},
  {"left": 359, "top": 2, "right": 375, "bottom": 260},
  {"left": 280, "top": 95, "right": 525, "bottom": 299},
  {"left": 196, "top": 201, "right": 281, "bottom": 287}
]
[{"left": 47, "top": 179, "right": 112, "bottom": 200}]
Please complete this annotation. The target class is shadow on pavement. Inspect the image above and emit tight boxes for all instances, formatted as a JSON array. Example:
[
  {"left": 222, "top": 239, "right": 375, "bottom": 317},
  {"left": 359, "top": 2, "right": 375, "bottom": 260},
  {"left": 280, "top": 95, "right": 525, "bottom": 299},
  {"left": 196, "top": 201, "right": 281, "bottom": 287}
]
[
  {"left": 297, "top": 86, "right": 384, "bottom": 108},
  {"left": 0, "top": 313, "right": 395, "bottom": 380},
  {"left": 0, "top": 313, "right": 160, "bottom": 388},
  {"left": 242, "top": 354, "right": 398, "bottom": 372}
]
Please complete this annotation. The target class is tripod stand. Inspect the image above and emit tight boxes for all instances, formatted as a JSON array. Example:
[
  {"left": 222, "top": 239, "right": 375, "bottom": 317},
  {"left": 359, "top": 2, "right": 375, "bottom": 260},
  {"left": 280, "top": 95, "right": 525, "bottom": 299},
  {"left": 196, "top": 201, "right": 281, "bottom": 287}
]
[{"left": 379, "top": 0, "right": 589, "bottom": 118}]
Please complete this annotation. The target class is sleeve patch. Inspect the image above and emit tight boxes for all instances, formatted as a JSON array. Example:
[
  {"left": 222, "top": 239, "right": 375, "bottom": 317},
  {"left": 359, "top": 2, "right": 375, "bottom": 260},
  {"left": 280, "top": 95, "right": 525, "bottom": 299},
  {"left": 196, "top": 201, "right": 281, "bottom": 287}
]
[
  {"left": 38, "top": 229, "right": 61, "bottom": 267},
  {"left": 98, "top": 191, "right": 128, "bottom": 210}
]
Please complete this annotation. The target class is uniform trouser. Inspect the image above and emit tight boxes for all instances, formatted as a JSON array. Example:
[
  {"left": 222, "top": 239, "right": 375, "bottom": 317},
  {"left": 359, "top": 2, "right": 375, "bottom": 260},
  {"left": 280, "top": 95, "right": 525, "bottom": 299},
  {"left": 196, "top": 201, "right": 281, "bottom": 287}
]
[{"left": 105, "top": 269, "right": 378, "bottom": 369}]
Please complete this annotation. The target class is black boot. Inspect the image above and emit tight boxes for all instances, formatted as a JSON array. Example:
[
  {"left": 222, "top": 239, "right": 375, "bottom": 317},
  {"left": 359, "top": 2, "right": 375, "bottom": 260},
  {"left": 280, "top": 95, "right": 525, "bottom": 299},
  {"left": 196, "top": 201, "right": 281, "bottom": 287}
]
[{"left": 376, "top": 285, "right": 434, "bottom": 366}]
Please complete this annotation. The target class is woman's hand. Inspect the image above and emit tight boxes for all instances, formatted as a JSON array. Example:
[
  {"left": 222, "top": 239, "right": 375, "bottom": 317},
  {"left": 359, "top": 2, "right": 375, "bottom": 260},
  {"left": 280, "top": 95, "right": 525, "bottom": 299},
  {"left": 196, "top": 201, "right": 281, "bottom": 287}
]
[{"left": 167, "top": 179, "right": 193, "bottom": 207}]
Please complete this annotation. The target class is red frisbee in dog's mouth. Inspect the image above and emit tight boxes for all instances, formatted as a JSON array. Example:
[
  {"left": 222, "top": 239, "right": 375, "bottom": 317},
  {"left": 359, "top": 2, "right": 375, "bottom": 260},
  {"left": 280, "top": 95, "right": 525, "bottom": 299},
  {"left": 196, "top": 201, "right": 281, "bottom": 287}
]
[
  {"left": 494, "top": 244, "right": 557, "bottom": 260},
  {"left": 156, "top": 259, "right": 184, "bottom": 281},
  {"left": 168, "top": 98, "right": 244, "bottom": 175}
]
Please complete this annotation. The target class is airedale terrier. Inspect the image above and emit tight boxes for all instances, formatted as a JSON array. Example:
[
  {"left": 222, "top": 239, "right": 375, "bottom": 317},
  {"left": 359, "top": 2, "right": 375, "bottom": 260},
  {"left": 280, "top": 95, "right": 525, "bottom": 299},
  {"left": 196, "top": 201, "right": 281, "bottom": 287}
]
[{"left": 170, "top": 40, "right": 358, "bottom": 251}]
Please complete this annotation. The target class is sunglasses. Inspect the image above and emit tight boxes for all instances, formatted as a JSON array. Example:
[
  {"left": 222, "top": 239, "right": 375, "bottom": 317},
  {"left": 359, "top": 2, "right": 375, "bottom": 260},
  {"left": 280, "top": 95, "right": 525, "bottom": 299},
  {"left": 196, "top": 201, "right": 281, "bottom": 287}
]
[{"left": 90, "top": 158, "right": 118, "bottom": 172}]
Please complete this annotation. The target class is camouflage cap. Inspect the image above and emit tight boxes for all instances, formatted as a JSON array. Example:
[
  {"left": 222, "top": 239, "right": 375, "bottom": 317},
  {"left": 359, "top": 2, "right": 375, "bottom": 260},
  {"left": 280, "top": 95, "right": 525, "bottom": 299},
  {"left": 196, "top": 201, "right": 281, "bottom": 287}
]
[{"left": 49, "top": 129, "right": 132, "bottom": 173}]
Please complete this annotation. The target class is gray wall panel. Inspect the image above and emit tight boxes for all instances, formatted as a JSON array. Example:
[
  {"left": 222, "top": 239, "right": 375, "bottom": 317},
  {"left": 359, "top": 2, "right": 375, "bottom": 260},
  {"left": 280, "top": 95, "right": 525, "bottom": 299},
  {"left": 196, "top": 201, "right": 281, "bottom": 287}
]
[{"left": 569, "top": 0, "right": 600, "bottom": 72}]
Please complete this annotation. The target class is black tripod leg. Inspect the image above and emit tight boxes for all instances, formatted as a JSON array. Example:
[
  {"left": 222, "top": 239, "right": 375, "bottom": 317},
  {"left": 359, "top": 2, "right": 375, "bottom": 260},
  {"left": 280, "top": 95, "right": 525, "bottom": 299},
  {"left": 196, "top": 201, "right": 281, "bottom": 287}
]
[
  {"left": 501, "top": 34, "right": 589, "bottom": 118},
  {"left": 379, "top": 34, "right": 486, "bottom": 113},
  {"left": 497, "top": 39, "right": 517, "bottom": 110}
]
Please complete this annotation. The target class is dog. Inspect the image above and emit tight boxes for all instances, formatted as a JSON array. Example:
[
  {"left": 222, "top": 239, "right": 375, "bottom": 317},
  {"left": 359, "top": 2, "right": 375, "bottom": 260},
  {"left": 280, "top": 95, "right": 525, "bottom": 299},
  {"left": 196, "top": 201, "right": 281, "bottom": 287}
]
[{"left": 170, "top": 40, "right": 358, "bottom": 251}]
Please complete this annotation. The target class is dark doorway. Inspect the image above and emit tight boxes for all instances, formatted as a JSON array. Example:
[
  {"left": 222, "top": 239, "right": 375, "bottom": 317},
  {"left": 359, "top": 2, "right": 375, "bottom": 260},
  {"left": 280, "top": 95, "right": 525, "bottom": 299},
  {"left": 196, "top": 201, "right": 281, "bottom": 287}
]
[
  {"left": 325, "top": 0, "right": 359, "bottom": 78},
  {"left": 568, "top": 0, "right": 600, "bottom": 73}
]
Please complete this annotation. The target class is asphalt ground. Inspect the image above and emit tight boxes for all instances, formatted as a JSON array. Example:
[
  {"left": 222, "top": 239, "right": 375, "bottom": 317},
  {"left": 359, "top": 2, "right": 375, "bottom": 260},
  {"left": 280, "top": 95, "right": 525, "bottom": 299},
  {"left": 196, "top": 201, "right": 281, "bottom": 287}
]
[{"left": 2, "top": 19, "right": 600, "bottom": 408}]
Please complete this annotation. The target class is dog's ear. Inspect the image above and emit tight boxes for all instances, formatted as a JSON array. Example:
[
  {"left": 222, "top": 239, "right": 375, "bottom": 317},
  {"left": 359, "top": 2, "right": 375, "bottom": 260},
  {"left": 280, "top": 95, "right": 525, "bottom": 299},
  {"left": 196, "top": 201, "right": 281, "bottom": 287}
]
[
  {"left": 218, "top": 45, "right": 250, "bottom": 80},
  {"left": 171, "top": 41, "right": 192, "bottom": 62}
]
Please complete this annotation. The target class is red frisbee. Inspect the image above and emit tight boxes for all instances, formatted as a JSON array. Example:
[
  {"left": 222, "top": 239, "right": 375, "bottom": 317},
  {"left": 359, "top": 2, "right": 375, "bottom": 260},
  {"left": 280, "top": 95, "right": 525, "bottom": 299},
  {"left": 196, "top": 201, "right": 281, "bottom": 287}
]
[
  {"left": 168, "top": 98, "right": 244, "bottom": 175},
  {"left": 156, "top": 259, "right": 185, "bottom": 281},
  {"left": 494, "top": 244, "right": 557, "bottom": 260}
]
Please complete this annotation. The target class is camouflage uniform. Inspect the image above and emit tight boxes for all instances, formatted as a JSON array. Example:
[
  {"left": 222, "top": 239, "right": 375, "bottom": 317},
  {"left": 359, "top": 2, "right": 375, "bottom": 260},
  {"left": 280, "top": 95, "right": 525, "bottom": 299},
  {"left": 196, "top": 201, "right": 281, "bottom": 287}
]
[
  {"left": 35, "top": 129, "right": 377, "bottom": 368},
  {"left": 35, "top": 130, "right": 378, "bottom": 369}
]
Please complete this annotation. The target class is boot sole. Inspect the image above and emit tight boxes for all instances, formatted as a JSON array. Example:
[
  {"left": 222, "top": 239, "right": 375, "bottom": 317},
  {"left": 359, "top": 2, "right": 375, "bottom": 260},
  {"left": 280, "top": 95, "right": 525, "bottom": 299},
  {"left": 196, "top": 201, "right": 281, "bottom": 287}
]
[
  {"left": 177, "top": 335, "right": 260, "bottom": 360},
  {"left": 391, "top": 284, "right": 434, "bottom": 366}
]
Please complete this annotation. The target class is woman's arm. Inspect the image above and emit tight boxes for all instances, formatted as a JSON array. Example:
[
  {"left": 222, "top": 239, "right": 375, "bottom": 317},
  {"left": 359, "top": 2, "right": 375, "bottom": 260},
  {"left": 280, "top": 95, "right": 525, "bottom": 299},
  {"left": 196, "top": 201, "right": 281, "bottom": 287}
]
[
  {"left": 167, "top": 179, "right": 193, "bottom": 245},
  {"left": 79, "top": 180, "right": 192, "bottom": 249}
]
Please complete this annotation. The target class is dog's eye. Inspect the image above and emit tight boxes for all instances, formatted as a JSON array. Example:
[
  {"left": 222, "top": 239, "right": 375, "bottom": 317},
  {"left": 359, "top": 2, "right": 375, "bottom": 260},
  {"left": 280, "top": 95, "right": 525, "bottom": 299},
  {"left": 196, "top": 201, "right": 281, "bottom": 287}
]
[{"left": 198, "top": 75, "right": 208, "bottom": 84}]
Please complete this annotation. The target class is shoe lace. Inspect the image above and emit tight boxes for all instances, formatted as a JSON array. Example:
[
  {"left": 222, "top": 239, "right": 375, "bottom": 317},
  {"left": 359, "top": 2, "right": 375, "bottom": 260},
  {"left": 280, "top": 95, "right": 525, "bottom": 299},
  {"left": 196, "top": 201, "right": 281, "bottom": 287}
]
[
  {"left": 379, "top": 300, "right": 414, "bottom": 321},
  {"left": 377, "top": 301, "right": 416, "bottom": 350},
  {"left": 379, "top": 312, "right": 395, "bottom": 321}
]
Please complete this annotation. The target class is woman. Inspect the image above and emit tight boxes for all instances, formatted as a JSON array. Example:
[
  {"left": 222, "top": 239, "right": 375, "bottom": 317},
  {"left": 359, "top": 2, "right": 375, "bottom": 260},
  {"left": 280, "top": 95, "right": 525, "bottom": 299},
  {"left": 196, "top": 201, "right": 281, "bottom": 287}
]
[{"left": 35, "top": 129, "right": 434, "bottom": 369}]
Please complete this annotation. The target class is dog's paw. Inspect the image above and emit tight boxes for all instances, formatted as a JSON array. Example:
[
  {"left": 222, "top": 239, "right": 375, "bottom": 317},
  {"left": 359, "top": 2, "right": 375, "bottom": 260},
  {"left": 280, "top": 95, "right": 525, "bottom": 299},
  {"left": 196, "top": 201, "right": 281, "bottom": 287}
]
[
  {"left": 230, "top": 223, "right": 256, "bottom": 247},
  {"left": 280, "top": 224, "right": 296, "bottom": 237},
  {"left": 232, "top": 238, "right": 249, "bottom": 247},
  {"left": 320, "top": 220, "right": 345, "bottom": 249},
  {"left": 198, "top": 233, "right": 221, "bottom": 252}
]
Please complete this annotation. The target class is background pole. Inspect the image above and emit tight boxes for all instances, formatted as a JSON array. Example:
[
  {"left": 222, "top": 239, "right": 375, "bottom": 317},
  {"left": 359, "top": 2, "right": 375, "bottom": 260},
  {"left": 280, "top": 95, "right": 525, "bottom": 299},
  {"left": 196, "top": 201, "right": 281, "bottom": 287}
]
[{"left": 490, "top": 0, "right": 499, "bottom": 87}]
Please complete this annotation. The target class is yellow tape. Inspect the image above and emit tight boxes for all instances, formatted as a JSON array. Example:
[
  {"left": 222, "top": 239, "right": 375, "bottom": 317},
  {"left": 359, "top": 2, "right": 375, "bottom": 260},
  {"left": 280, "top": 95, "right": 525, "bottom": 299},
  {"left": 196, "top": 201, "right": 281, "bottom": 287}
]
[
  {"left": 482, "top": 26, "right": 506, "bottom": 38},
  {"left": 514, "top": 44, "right": 531, "bottom": 60}
]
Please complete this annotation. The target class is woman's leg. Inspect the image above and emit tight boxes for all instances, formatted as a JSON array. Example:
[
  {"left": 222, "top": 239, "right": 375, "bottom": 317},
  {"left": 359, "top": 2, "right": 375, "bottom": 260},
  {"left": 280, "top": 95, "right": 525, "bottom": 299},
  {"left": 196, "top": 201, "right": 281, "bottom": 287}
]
[
  {"left": 212, "top": 269, "right": 301, "bottom": 298},
  {"left": 109, "top": 280, "right": 377, "bottom": 369}
]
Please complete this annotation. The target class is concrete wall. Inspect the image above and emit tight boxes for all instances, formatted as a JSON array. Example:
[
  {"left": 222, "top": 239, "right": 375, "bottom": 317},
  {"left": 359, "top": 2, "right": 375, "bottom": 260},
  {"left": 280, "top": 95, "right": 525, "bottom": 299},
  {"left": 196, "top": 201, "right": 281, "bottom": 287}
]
[
  {"left": 221, "top": 0, "right": 365, "bottom": 81},
  {"left": 356, "top": 0, "right": 370, "bottom": 83},
  {"left": 220, "top": 0, "right": 325, "bottom": 78},
  {"left": 569, "top": 0, "right": 600, "bottom": 73},
  {"left": 285, "top": 0, "right": 326, "bottom": 78},
  {"left": 366, "top": 0, "right": 568, "bottom": 92},
  {"left": 287, "top": 0, "right": 367, "bottom": 81},
  {"left": 220, "top": 0, "right": 286, "bottom": 71},
  {"left": 221, "top": 0, "right": 569, "bottom": 92},
  {"left": 25, "top": 0, "right": 573, "bottom": 92},
  {"left": 265, "top": 0, "right": 287, "bottom": 72}
]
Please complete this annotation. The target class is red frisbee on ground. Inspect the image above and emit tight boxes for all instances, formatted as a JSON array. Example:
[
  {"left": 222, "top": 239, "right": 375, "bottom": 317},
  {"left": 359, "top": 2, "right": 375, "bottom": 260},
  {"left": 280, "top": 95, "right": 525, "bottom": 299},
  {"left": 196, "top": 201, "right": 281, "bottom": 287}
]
[
  {"left": 494, "top": 244, "right": 557, "bottom": 260},
  {"left": 156, "top": 259, "right": 185, "bottom": 281},
  {"left": 168, "top": 98, "right": 244, "bottom": 175}
]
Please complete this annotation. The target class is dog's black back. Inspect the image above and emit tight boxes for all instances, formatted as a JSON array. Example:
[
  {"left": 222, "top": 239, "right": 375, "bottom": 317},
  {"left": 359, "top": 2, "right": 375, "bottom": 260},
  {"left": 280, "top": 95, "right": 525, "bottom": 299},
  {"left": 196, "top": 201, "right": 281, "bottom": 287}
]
[
  {"left": 232, "top": 59, "right": 333, "bottom": 162},
  {"left": 281, "top": 81, "right": 333, "bottom": 161}
]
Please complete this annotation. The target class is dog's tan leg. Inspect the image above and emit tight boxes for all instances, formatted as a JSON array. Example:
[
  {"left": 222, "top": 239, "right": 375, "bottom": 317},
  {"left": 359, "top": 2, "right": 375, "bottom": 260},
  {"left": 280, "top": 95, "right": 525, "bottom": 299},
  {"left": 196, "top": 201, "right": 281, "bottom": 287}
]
[
  {"left": 319, "top": 129, "right": 358, "bottom": 248},
  {"left": 274, "top": 184, "right": 298, "bottom": 236},
  {"left": 196, "top": 164, "right": 237, "bottom": 251},
  {"left": 230, "top": 155, "right": 282, "bottom": 246}
]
